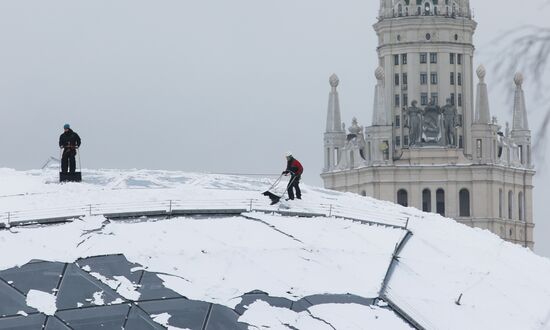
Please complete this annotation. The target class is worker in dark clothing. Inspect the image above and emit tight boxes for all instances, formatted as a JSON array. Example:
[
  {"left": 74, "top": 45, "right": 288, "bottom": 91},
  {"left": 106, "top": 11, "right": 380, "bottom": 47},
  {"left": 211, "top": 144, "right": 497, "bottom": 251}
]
[
  {"left": 282, "top": 152, "right": 304, "bottom": 200},
  {"left": 59, "top": 124, "right": 81, "bottom": 174}
]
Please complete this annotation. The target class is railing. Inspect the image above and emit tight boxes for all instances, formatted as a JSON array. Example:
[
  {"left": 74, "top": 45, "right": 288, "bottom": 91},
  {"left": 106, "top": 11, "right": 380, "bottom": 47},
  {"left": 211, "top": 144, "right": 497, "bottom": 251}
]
[{"left": 0, "top": 198, "right": 409, "bottom": 230}]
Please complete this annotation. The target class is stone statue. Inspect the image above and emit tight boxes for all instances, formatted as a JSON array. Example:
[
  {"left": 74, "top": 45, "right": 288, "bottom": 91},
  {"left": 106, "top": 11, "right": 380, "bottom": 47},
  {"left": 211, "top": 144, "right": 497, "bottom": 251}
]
[
  {"left": 441, "top": 98, "right": 457, "bottom": 146},
  {"left": 405, "top": 100, "right": 423, "bottom": 146},
  {"left": 422, "top": 98, "right": 442, "bottom": 144}
]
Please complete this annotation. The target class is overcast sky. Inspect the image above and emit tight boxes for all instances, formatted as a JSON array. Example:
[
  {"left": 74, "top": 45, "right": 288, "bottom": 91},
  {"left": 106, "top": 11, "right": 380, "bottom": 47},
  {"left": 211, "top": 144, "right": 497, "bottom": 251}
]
[{"left": 0, "top": 0, "right": 548, "bottom": 256}]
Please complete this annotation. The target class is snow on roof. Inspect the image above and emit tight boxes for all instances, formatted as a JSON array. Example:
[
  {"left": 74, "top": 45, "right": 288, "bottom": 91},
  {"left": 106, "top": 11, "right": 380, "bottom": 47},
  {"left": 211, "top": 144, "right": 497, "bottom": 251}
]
[{"left": 0, "top": 168, "right": 549, "bottom": 329}]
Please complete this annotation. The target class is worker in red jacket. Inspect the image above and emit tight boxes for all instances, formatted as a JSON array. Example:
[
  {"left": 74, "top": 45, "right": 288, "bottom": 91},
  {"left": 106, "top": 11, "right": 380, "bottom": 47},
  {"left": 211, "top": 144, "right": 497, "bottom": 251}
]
[{"left": 282, "top": 152, "right": 304, "bottom": 200}]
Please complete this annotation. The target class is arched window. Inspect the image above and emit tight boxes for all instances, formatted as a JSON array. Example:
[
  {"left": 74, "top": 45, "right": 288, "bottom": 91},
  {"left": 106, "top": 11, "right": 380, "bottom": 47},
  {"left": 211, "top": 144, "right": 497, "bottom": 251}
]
[
  {"left": 499, "top": 189, "right": 503, "bottom": 218},
  {"left": 424, "top": 2, "right": 432, "bottom": 15},
  {"left": 422, "top": 189, "right": 432, "bottom": 212},
  {"left": 398, "top": 4, "right": 403, "bottom": 16},
  {"left": 397, "top": 189, "right": 408, "bottom": 207},
  {"left": 436, "top": 189, "right": 445, "bottom": 216},
  {"left": 508, "top": 190, "right": 513, "bottom": 220},
  {"left": 519, "top": 192, "right": 524, "bottom": 221},
  {"left": 459, "top": 189, "right": 470, "bottom": 217}
]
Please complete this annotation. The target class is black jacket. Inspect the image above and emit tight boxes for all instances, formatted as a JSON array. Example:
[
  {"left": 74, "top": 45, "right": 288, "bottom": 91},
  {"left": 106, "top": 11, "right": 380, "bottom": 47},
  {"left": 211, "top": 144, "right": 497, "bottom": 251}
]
[{"left": 59, "top": 129, "right": 81, "bottom": 149}]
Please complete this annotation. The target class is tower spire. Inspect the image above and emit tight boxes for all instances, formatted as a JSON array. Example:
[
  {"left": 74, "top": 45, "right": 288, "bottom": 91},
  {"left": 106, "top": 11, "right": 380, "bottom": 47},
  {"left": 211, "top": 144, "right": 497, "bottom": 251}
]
[
  {"left": 372, "top": 67, "right": 388, "bottom": 126},
  {"left": 474, "top": 65, "right": 491, "bottom": 124},
  {"left": 326, "top": 74, "right": 344, "bottom": 133},
  {"left": 512, "top": 73, "right": 529, "bottom": 131}
]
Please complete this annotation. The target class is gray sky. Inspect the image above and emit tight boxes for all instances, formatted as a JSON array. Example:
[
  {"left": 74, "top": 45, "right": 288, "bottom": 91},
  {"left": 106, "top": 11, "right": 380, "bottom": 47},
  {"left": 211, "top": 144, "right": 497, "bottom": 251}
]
[{"left": 0, "top": 0, "right": 548, "bottom": 256}]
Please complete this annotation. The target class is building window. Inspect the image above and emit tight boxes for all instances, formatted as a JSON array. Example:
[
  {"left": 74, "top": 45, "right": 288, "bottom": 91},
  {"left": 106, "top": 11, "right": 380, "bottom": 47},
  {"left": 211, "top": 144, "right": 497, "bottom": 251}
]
[
  {"left": 402, "top": 73, "right": 408, "bottom": 85},
  {"left": 450, "top": 53, "right": 455, "bottom": 64},
  {"left": 457, "top": 73, "right": 462, "bottom": 86},
  {"left": 397, "top": 189, "right": 408, "bottom": 207},
  {"left": 519, "top": 192, "right": 524, "bottom": 221},
  {"left": 423, "top": 189, "right": 432, "bottom": 212},
  {"left": 457, "top": 54, "right": 463, "bottom": 65},
  {"left": 519, "top": 145, "right": 524, "bottom": 164},
  {"left": 508, "top": 190, "right": 513, "bottom": 220},
  {"left": 394, "top": 54, "right": 399, "bottom": 65},
  {"left": 421, "top": 93, "right": 429, "bottom": 106},
  {"left": 361, "top": 190, "right": 367, "bottom": 197},
  {"left": 395, "top": 74, "right": 400, "bottom": 86},
  {"left": 430, "top": 73, "right": 438, "bottom": 85},
  {"left": 367, "top": 142, "right": 371, "bottom": 162},
  {"left": 459, "top": 135, "right": 463, "bottom": 148},
  {"left": 431, "top": 93, "right": 439, "bottom": 105},
  {"left": 395, "top": 115, "right": 401, "bottom": 128},
  {"left": 430, "top": 52, "right": 438, "bottom": 64},
  {"left": 459, "top": 189, "right": 471, "bottom": 217},
  {"left": 476, "top": 139, "right": 482, "bottom": 158},
  {"left": 396, "top": 136, "right": 401, "bottom": 147},
  {"left": 499, "top": 189, "right": 504, "bottom": 218},
  {"left": 458, "top": 93, "right": 462, "bottom": 107},
  {"left": 450, "top": 72, "right": 455, "bottom": 85},
  {"left": 404, "top": 135, "right": 410, "bottom": 146},
  {"left": 420, "top": 73, "right": 428, "bottom": 85},
  {"left": 420, "top": 53, "right": 428, "bottom": 64},
  {"left": 395, "top": 95, "right": 400, "bottom": 107},
  {"left": 402, "top": 54, "right": 408, "bottom": 65},
  {"left": 403, "top": 94, "right": 409, "bottom": 107},
  {"left": 436, "top": 189, "right": 445, "bottom": 216},
  {"left": 450, "top": 93, "right": 455, "bottom": 105}
]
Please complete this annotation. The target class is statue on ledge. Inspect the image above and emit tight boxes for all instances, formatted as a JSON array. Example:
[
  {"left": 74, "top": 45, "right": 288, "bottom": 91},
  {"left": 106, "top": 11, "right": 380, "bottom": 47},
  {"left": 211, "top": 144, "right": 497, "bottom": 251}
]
[
  {"left": 422, "top": 98, "right": 442, "bottom": 144},
  {"left": 405, "top": 100, "right": 423, "bottom": 146},
  {"left": 441, "top": 98, "right": 458, "bottom": 146}
]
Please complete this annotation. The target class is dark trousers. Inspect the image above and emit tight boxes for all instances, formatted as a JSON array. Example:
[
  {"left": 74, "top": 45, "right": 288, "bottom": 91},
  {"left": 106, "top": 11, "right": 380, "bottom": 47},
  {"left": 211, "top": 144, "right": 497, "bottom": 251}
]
[
  {"left": 61, "top": 149, "right": 77, "bottom": 173},
  {"left": 287, "top": 175, "right": 301, "bottom": 200}
]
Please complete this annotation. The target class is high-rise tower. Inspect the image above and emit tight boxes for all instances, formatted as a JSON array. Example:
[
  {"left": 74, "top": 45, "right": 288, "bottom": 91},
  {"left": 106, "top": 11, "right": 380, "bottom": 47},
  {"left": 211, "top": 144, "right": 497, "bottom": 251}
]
[{"left": 321, "top": 0, "right": 536, "bottom": 248}]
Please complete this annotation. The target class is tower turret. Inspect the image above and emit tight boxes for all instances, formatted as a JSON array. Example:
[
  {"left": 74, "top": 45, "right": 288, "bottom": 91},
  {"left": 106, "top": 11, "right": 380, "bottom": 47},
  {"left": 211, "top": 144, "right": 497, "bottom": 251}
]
[
  {"left": 474, "top": 65, "right": 491, "bottom": 124},
  {"left": 511, "top": 73, "right": 532, "bottom": 168},
  {"left": 373, "top": 67, "right": 388, "bottom": 126},
  {"left": 323, "top": 74, "right": 347, "bottom": 171},
  {"left": 471, "top": 65, "right": 498, "bottom": 164}
]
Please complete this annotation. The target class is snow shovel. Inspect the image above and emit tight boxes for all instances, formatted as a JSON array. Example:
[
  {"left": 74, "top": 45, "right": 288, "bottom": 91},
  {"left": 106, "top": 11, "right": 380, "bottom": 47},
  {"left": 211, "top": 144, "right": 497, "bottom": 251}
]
[
  {"left": 263, "top": 174, "right": 296, "bottom": 205},
  {"left": 263, "top": 174, "right": 284, "bottom": 205}
]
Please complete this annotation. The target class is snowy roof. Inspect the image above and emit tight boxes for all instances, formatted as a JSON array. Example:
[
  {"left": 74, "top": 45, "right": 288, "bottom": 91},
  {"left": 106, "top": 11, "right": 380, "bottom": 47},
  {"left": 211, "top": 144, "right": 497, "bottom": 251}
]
[{"left": 0, "top": 168, "right": 549, "bottom": 330}]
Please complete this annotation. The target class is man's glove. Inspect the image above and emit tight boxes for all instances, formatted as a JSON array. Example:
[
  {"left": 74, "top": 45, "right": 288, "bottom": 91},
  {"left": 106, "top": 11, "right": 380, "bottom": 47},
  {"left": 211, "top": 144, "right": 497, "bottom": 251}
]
[{"left": 282, "top": 171, "right": 290, "bottom": 175}]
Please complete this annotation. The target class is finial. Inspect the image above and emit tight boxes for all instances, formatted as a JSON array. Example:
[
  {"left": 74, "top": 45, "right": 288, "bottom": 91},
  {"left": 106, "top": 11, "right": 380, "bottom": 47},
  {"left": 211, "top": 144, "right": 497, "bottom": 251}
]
[
  {"left": 329, "top": 74, "right": 340, "bottom": 87},
  {"left": 476, "top": 65, "right": 486, "bottom": 82},
  {"left": 375, "top": 67, "right": 385, "bottom": 81},
  {"left": 514, "top": 72, "right": 524, "bottom": 87}
]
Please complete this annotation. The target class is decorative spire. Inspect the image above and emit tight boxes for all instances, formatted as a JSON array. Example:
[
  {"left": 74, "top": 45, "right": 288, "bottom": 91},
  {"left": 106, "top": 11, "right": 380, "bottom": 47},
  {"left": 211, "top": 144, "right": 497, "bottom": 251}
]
[
  {"left": 512, "top": 72, "right": 529, "bottom": 131},
  {"left": 474, "top": 65, "right": 491, "bottom": 124},
  {"left": 372, "top": 67, "right": 388, "bottom": 126},
  {"left": 326, "top": 74, "right": 344, "bottom": 133}
]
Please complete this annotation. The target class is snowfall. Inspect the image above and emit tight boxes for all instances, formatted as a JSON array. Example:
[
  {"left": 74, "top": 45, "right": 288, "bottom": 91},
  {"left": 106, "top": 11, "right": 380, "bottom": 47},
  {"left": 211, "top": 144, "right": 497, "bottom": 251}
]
[{"left": 1, "top": 168, "right": 550, "bottom": 330}]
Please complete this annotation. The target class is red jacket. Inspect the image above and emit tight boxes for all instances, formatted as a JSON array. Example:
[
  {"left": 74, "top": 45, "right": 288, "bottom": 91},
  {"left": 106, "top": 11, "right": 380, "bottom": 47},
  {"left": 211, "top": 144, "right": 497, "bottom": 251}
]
[{"left": 286, "top": 159, "right": 304, "bottom": 176}]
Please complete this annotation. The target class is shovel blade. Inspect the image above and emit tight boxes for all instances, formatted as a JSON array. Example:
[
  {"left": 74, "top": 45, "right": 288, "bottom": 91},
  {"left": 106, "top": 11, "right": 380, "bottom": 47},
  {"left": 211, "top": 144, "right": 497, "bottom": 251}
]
[{"left": 263, "top": 191, "right": 281, "bottom": 205}]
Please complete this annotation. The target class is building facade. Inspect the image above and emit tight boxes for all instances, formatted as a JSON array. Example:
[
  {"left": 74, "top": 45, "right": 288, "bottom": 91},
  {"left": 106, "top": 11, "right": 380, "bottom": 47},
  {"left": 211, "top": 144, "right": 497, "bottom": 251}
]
[{"left": 321, "top": 0, "right": 536, "bottom": 248}]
